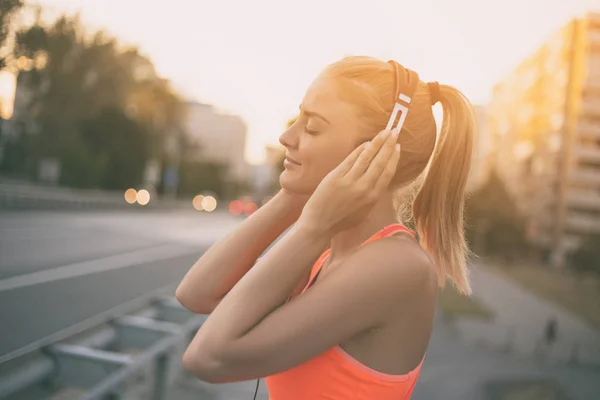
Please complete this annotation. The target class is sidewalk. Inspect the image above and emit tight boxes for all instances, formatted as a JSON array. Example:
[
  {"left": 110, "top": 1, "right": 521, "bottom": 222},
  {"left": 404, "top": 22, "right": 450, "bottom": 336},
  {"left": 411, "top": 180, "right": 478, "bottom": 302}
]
[
  {"left": 414, "top": 312, "right": 600, "bottom": 400},
  {"left": 454, "top": 262, "right": 600, "bottom": 366}
]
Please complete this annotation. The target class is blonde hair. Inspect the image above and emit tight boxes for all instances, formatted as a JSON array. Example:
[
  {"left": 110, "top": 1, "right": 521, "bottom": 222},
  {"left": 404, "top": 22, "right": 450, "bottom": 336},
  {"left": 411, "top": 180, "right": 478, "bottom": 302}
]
[{"left": 322, "top": 56, "right": 475, "bottom": 295}]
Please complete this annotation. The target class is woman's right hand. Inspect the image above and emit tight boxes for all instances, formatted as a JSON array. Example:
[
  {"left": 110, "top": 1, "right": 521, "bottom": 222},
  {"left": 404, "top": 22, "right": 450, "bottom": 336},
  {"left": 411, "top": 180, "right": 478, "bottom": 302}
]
[{"left": 297, "top": 129, "right": 400, "bottom": 236}]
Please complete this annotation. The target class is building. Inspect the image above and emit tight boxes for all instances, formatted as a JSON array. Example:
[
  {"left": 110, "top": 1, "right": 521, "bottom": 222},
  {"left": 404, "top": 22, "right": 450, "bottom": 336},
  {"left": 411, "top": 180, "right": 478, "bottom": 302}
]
[
  {"left": 184, "top": 101, "right": 250, "bottom": 183},
  {"left": 488, "top": 12, "right": 600, "bottom": 265}
]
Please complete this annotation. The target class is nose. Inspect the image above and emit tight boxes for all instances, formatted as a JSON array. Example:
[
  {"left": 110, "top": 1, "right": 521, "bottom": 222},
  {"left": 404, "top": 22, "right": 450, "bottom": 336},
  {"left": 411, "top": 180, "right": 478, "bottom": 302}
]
[{"left": 279, "top": 122, "right": 299, "bottom": 150}]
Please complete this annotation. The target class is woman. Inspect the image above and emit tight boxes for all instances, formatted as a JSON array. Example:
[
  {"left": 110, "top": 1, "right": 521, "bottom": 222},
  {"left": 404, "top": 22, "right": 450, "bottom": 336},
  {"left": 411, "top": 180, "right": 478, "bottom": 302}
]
[{"left": 176, "top": 56, "right": 475, "bottom": 399}]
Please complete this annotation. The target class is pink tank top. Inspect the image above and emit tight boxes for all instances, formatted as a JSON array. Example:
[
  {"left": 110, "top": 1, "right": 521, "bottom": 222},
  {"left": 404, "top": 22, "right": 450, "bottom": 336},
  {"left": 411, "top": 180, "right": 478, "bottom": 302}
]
[{"left": 265, "top": 223, "right": 424, "bottom": 399}]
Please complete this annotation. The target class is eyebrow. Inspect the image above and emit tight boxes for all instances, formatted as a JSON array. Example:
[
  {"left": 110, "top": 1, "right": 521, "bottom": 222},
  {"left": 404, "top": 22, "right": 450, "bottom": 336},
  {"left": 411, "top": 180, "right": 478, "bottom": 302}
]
[{"left": 299, "top": 106, "right": 331, "bottom": 125}]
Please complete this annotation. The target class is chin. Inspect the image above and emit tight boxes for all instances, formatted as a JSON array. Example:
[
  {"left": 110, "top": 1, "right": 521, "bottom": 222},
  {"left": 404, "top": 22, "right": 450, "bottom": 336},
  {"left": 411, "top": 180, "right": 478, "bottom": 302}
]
[{"left": 279, "top": 171, "right": 315, "bottom": 195}]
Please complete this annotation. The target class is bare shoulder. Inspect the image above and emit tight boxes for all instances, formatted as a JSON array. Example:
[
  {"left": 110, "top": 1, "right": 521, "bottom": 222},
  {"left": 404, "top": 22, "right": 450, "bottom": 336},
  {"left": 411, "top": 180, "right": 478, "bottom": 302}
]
[{"left": 347, "top": 233, "right": 437, "bottom": 302}]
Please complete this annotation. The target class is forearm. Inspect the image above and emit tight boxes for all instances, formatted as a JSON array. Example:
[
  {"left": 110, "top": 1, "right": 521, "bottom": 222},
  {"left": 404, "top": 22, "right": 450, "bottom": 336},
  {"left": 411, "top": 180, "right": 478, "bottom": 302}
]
[
  {"left": 188, "top": 223, "right": 330, "bottom": 353},
  {"left": 176, "top": 193, "right": 300, "bottom": 313}
]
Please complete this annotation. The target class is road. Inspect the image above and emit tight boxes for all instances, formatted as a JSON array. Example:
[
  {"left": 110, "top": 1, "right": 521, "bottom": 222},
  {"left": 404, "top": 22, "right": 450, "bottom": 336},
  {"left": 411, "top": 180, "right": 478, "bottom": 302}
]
[
  {"left": 0, "top": 209, "right": 240, "bottom": 362},
  {"left": 1, "top": 210, "right": 599, "bottom": 400}
]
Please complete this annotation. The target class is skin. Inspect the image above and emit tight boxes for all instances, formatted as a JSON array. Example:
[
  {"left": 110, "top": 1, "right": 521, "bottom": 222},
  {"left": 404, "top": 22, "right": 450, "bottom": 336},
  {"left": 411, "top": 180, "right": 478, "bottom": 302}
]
[
  {"left": 279, "top": 77, "right": 361, "bottom": 196},
  {"left": 181, "top": 75, "right": 438, "bottom": 384}
]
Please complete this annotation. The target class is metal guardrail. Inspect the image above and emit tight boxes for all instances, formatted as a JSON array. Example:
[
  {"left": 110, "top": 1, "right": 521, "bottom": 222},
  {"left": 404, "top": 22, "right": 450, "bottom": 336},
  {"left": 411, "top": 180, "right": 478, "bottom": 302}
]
[{"left": 0, "top": 294, "right": 206, "bottom": 400}]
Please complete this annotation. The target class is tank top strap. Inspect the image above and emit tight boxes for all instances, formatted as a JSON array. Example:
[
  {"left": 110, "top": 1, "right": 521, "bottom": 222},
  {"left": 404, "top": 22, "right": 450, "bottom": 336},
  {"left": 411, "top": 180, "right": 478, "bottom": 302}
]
[
  {"left": 361, "top": 223, "right": 415, "bottom": 246},
  {"left": 310, "top": 249, "right": 331, "bottom": 281},
  {"left": 301, "top": 223, "right": 413, "bottom": 295}
]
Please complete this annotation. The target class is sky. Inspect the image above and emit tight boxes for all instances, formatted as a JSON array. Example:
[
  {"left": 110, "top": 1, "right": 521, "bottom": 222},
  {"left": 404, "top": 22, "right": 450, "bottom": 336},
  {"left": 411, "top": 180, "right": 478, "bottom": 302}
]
[{"left": 2, "top": 0, "right": 599, "bottom": 164}]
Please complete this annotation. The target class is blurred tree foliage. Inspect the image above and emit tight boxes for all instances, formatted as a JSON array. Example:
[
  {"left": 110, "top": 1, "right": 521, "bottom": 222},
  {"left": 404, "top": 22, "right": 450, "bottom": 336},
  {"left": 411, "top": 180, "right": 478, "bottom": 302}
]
[
  {"left": 465, "top": 169, "right": 530, "bottom": 260},
  {"left": 568, "top": 233, "right": 600, "bottom": 276},
  {"left": 177, "top": 160, "right": 228, "bottom": 198},
  {"left": 76, "top": 107, "right": 150, "bottom": 189},
  {"left": 0, "top": 14, "right": 186, "bottom": 189},
  {"left": 0, "top": 0, "right": 24, "bottom": 70}
]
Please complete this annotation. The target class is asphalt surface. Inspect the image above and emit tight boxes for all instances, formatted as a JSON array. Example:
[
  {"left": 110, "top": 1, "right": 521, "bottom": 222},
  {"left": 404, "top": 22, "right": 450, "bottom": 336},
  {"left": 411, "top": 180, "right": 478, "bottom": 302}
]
[
  {"left": 2, "top": 210, "right": 599, "bottom": 400},
  {"left": 0, "top": 212, "right": 171, "bottom": 279},
  {"left": 0, "top": 210, "right": 240, "bottom": 361}
]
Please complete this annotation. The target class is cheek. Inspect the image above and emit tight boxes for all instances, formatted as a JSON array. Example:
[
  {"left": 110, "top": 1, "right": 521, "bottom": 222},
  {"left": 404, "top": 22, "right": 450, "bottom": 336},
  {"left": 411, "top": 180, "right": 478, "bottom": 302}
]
[
  {"left": 304, "top": 147, "right": 352, "bottom": 183},
  {"left": 281, "top": 136, "right": 358, "bottom": 193},
  {"left": 315, "top": 152, "right": 344, "bottom": 177}
]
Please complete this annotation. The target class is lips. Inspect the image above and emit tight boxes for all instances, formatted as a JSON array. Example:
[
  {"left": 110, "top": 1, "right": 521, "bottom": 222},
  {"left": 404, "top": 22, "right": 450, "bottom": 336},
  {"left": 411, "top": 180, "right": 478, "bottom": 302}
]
[{"left": 285, "top": 155, "right": 301, "bottom": 166}]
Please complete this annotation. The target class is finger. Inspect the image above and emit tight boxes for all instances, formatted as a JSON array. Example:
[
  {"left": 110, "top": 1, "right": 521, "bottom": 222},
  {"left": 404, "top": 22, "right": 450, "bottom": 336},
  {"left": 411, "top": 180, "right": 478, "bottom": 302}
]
[
  {"left": 361, "top": 128, "right": 400, "bottom": 184},
  {"left": 345, "top": 129, "right": 391, "bottom": 178},
  {"left": 373, "top": 143, "right": 401, "bottom": 193},
  {"left": 332, "top": 142, "right": 368, "bottom": 176}
]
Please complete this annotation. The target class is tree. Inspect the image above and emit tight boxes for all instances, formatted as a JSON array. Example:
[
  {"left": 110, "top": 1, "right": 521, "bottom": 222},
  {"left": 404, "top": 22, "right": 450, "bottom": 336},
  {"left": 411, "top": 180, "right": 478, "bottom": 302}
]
[
  {"left": 0, "top": 0, "right": 24, "bottom": 70},
  {"left": 77, "top": 107, "right": 150, "bottom": 189},
  {"left": 568, "top": 233, "right": 600, "bottom": 276},
  {"left": 4, "top": 13, "right": 186, "bottom": 189},
  {"left": 465, "top": 168, "right": 529, "bottom": 260},
  {"left": 177, "top": 160, "right": 229, "bottom": 199}
]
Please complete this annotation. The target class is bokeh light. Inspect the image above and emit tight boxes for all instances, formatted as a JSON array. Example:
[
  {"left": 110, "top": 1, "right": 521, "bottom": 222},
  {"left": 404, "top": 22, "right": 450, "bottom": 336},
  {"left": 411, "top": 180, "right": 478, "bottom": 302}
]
[
  {"left": 202, "top": 195, "right": 217, "bottom": 212},
  {"left": 244, "top": 201, "right": 258, "bottom": 216},
  {"left": 192, "top": 195, "right": 204, "bottom": 211},
  {"left": 35, "top": 52, "right": 48, "bottom": 69},
  {"left": 16, "top": 56, "right": 29, "bottom": 70},
  {"left": 136, "top": 189, "right": 150, "bottom": 206},
  {"left": 124, "top": 188, "right": 137, "bottom": 204},
  {"left": 229, "top": 200, "right": 243, "bottom": 216}
]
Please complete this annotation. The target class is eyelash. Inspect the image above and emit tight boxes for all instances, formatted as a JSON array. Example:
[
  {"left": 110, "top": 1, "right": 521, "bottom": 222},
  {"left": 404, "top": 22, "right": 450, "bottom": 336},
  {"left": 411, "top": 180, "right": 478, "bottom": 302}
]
[{"left": 304, "top": 126, "right": 318, "bottom": 135}]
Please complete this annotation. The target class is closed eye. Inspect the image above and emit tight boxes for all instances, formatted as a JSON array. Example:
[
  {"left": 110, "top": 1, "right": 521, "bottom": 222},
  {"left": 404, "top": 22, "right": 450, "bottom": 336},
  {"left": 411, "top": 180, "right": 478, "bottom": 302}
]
[{"left": 304, "top": 126, "right": 318, "bottom": 135}]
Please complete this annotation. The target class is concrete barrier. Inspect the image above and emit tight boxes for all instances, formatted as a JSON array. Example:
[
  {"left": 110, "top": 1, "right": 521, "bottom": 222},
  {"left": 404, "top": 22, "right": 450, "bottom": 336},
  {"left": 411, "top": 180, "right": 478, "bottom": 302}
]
[{"left": 0, "top": 183, "right": 191, "bottom": 211}]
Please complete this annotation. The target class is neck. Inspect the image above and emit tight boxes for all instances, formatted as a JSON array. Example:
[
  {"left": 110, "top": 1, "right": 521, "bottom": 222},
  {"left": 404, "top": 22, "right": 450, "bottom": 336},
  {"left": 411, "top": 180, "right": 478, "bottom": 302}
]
[{"left": 329, "top": 191, "right": 400, "bottom": 262}]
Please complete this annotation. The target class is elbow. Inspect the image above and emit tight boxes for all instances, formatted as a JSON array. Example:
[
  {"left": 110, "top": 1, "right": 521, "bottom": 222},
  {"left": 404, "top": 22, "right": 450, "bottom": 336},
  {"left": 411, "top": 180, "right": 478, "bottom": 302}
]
[
  {"left": 175, "top": 285, "right": 218, "bottom": 315},
  {"left": 182, "top": 349, "right": 215, "bottom": 382},
  {"left": 182, "top": 347, "right": 231, "bottom": 384}
]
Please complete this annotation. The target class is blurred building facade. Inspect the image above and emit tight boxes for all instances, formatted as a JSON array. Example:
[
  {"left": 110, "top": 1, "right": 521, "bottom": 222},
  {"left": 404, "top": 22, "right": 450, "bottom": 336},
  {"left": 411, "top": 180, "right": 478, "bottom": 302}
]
[
  {"left": 184, "top": 101, "right": 250, "bottom": 182},
  {"left": 488, "top": 12, "right": 600, "bottom": 265}
]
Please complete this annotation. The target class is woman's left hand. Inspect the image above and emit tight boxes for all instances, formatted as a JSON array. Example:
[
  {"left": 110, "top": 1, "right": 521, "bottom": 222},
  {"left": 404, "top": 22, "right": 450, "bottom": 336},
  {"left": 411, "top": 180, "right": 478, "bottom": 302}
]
[{"left": 297, "top": 128, "right": 401, "bottom": 237}]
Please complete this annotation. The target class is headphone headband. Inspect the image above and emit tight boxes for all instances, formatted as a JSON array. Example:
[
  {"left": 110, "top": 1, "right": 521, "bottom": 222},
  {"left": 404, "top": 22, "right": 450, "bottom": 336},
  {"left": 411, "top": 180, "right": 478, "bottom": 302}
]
[{"left": 385, "top": 60, "right": 420, "bottom": 133}]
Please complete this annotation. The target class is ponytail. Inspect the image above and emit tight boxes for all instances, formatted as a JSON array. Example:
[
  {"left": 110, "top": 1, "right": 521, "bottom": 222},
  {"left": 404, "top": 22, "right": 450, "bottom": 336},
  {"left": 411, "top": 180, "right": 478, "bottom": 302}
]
[
  {"left": 320, "top": 56, "right": 476, "bottom": 294},
  {"left": 412, "top": 85, "right": 475, "bottom": 295}
]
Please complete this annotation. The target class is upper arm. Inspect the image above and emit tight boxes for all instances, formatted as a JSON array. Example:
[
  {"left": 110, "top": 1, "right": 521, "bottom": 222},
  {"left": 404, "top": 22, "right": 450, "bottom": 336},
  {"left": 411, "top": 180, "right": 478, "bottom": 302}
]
[{"left": 189, "top": 236, "right": 433, "bottom": 382}]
